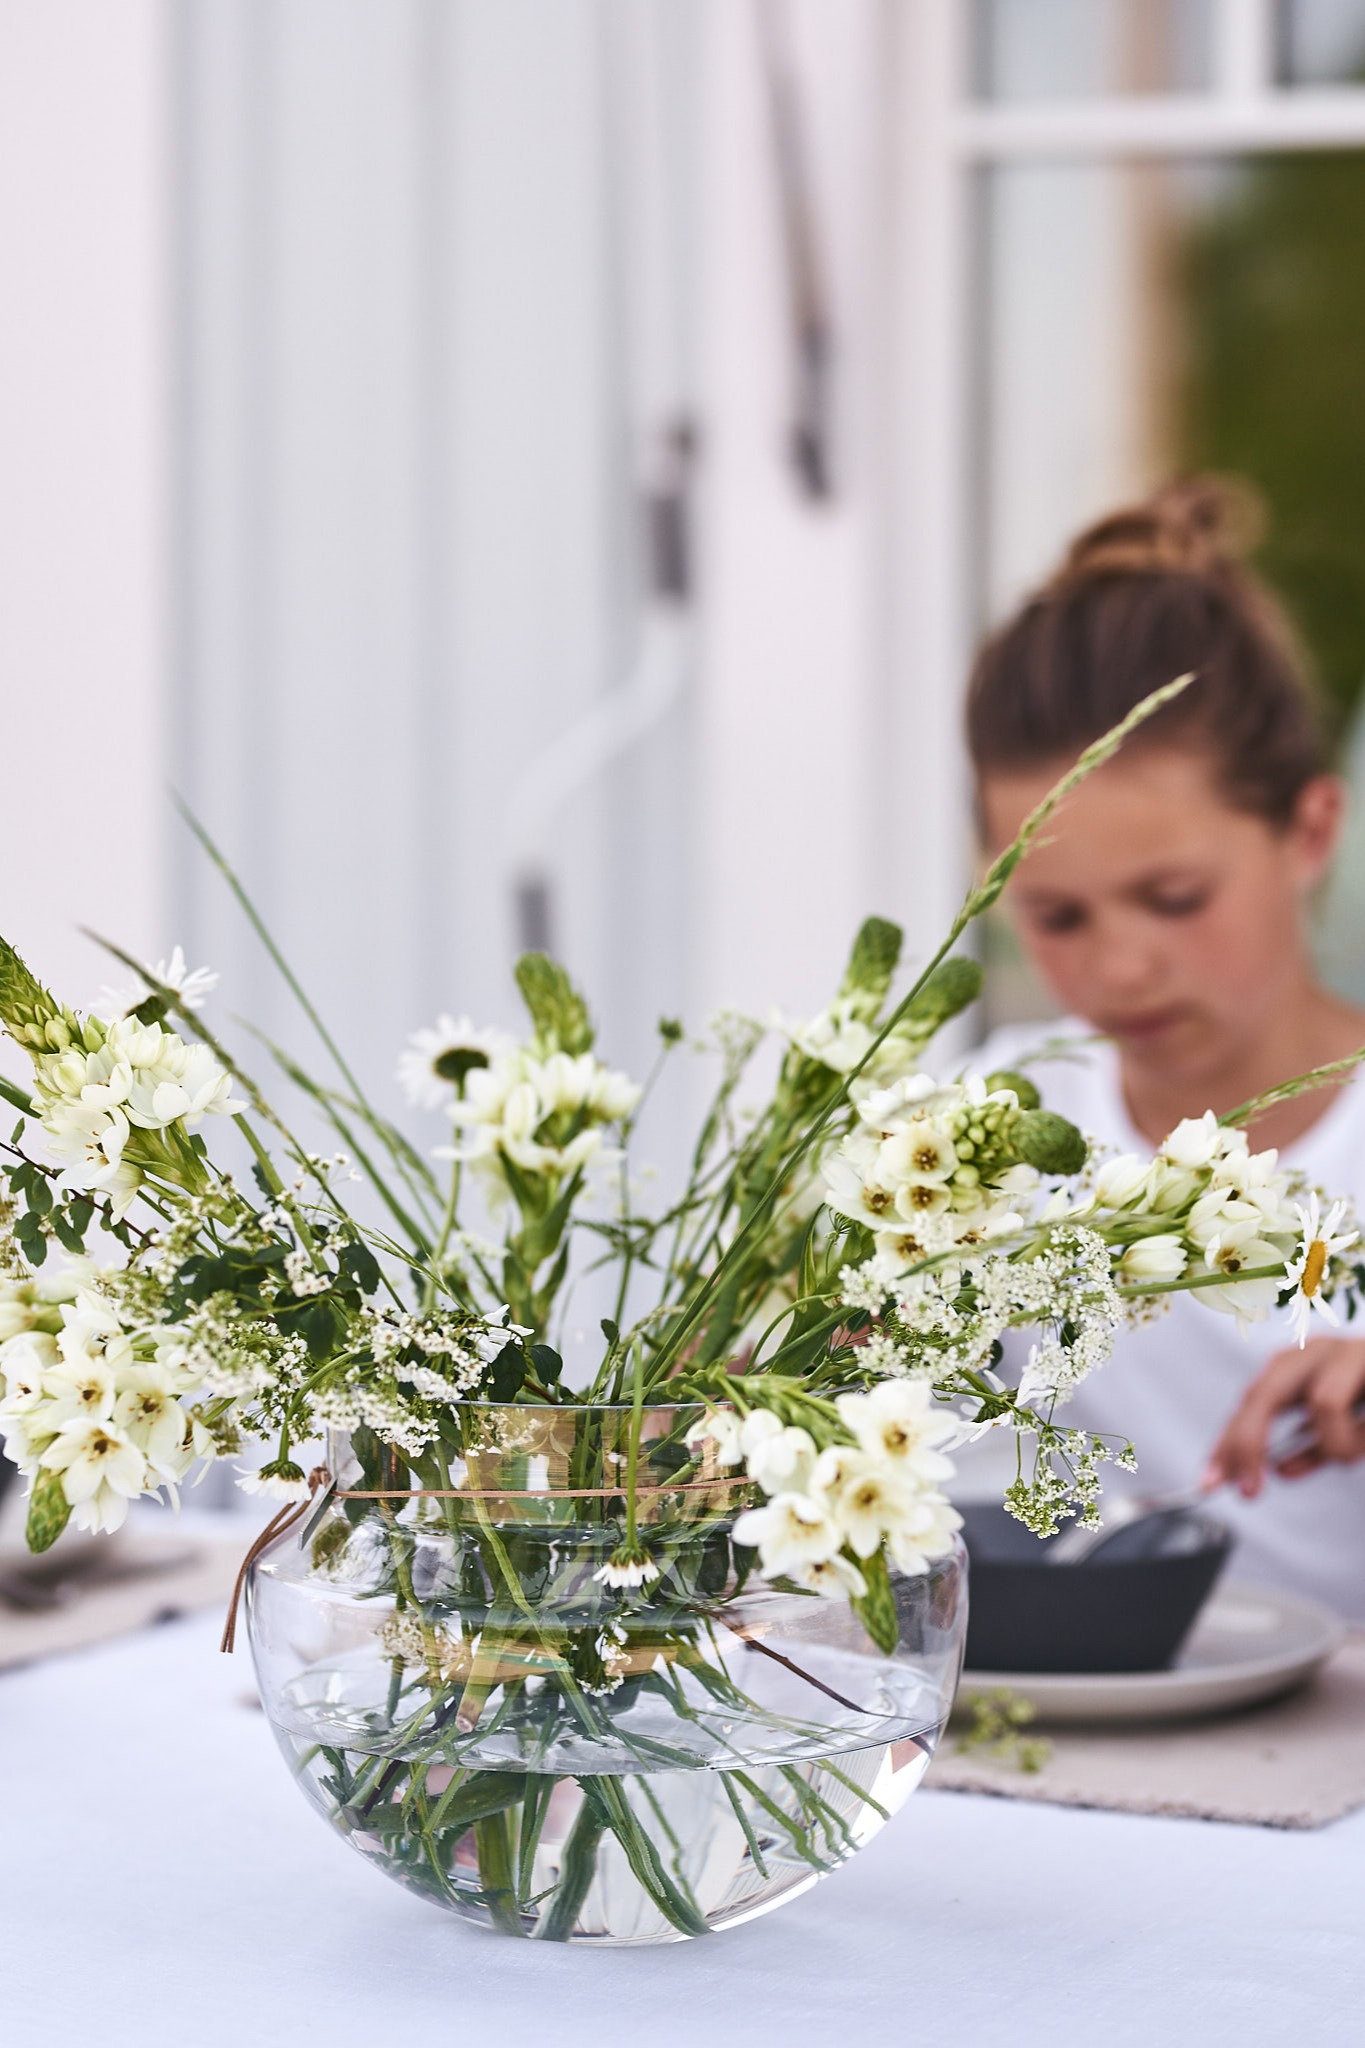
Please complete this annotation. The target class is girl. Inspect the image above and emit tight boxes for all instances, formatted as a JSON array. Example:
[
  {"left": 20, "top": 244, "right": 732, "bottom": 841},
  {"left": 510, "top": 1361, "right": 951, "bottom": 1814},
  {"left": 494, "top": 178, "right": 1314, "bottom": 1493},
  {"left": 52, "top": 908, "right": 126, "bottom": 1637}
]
[{"left": 964, "top": 479, "right": 1365, "bottom": 1617}]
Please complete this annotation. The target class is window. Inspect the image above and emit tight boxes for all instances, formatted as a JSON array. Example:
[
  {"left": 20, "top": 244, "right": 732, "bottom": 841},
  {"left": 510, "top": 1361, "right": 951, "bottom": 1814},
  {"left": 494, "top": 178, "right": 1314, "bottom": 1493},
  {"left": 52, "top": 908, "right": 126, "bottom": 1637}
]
[{"left": 926, "top": 0, "right": 1365, "bottom": 1021}]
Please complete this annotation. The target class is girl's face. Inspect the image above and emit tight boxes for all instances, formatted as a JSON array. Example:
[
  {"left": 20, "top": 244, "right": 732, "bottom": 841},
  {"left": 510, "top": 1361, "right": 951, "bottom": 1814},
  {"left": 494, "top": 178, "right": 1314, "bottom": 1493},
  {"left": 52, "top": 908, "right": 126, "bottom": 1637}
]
[{"left": 978, "top": 747, "right": 1343, "bottom": 1087}]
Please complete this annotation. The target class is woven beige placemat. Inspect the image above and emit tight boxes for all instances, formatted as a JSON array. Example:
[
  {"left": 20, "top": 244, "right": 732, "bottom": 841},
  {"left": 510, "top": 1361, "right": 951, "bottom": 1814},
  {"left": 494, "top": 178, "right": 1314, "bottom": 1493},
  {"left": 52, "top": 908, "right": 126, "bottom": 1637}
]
[
  {"left": 926, "top": 1635, "right": 1365, "bottom": 1830},
  {"left": 0, "top": 1529, "right": 244, "bottom": 1673}
]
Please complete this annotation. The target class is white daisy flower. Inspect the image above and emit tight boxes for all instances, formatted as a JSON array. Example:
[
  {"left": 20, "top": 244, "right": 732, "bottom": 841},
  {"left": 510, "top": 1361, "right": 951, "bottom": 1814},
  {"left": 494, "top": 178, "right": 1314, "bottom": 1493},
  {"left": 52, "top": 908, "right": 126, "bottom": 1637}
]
[
  {"left": 1285, "top": 1193, "right": 1359, "bottom": 1347},
  {"left": 97, "top": 945, "right": 219, "bottom": 1019},
  {"left": 236, "top": 1459, "right": 312, "bottom": 1503},
  {"left": 396, "top": 1016, "right": 512, "bottom": 1110},
  {"left": 592, "top": 1549, "right": 661, "bottom": 1589}
]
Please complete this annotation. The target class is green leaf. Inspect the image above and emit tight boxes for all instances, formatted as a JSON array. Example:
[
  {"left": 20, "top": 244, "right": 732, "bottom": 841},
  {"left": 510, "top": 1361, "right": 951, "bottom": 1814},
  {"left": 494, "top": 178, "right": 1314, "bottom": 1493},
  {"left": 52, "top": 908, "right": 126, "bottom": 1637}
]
[
  {"left": 0, "top": 1076, "right": 36, "bottom": 1119},
  {"left": 52, "top": 1210, "right": 86, "bottom": 1256},
  {"left": 600, "top": 1318, "right": 620, "bottom": 1346},
  {"left": 852, "top": 1550, "right": 900, "bottom": 1656},
  {"left": 339, "top": 1239, "right": 382, "bottom": 1297},
  {"left": 839, "top": 916, "right": 903, "bottom": 1006},
  {"left": 513, "top": 952, "right": 594, "bottom": 1056},
  {"left": 16, "top": 1219, "right": 47, "bottom": 1267},
  {"left": 487, "top": 1340, "right": 526, "bottom": 1403},
  {"left": 25, "top": 1469, "right": 72, "bottom": 1553},
  {"left": 26, "top": 1173, "right": 52, "bottom": 1217},
  {"left": 529, "top": 1343, "right": 563, "bottom": 1385},
  {"left": 298, "top": 1298, "right": 344, "bottom": 1359}
]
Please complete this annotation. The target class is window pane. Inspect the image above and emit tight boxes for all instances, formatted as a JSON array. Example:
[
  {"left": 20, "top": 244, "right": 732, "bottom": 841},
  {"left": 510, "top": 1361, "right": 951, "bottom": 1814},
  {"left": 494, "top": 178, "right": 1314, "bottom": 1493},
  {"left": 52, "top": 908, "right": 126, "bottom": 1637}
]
[
  {"left": 972, "top": 0, "right": 1212, "bottom": 101},
  {"left": 1278, "top": 0, "right": 1365, "bottom": 84},
  {"left": 975, "top": 152, "right": 1365, "bottom": 1021}
]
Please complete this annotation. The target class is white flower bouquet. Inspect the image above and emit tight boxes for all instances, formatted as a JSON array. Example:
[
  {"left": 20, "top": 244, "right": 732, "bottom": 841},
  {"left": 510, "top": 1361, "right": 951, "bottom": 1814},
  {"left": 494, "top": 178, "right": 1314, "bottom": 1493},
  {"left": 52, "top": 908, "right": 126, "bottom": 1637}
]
[{"left": 0, "top": 679, "right": 1358, "bottom": 1940}]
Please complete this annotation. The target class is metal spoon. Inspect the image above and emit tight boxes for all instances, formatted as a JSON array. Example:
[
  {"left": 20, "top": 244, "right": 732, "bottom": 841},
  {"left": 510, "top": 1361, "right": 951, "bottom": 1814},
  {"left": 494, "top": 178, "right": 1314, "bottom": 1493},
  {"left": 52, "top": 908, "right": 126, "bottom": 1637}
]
[
  {"left": 1047, "top": 1487, "right": 1208, "bottom": 1566},
  {"left": 1046, "top": 1400, "right": 1363, "bottom": 1567}
]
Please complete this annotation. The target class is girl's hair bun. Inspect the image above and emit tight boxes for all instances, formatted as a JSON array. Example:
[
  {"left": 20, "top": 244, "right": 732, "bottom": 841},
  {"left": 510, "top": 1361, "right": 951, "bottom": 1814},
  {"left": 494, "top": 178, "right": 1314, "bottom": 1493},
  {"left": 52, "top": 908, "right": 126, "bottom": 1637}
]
[
  {"left": 967, "top": 472, "right": 1324, "bottom": 825},
  {"left": 1057, "top": 475, "right": 1266, "bottom": 587}
]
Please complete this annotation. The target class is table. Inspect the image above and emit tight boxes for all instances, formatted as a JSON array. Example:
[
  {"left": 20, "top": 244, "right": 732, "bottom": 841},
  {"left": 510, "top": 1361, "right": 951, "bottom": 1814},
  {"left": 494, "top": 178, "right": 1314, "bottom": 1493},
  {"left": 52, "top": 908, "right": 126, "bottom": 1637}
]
[{"left": 3, "top": 1612, "right": 1363, "bottom": 2048}]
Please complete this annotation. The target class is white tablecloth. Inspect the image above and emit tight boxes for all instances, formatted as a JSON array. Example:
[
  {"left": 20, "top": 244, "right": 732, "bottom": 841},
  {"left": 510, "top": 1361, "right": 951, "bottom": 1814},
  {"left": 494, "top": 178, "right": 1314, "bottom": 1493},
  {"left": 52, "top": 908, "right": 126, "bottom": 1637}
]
[{"left": 3, "top": 1612, "right": 1363, "bottom": 2048}]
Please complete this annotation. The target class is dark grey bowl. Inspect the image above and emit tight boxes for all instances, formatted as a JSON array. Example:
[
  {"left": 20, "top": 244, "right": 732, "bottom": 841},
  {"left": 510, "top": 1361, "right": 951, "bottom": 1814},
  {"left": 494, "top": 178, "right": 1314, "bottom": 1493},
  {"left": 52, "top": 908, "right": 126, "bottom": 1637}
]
[{"left": 960, "top": 1501, "right": 1234, "bottom": 1674}]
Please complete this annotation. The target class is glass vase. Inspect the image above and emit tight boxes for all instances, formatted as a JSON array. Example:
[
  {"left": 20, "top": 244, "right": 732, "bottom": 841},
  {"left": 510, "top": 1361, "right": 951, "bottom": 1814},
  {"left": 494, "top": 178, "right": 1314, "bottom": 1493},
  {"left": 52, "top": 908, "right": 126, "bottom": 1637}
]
[{"left": 246, "top": 1402, "right": 967, "bottom": 1945}]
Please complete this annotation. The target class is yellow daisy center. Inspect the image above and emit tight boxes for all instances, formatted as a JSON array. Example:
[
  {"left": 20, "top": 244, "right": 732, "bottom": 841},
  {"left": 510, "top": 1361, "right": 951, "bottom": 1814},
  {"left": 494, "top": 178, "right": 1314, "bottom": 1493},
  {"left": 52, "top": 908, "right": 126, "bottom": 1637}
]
[{"left": 1301, "top": 1238, "right": 1328, "bottom": 1299}]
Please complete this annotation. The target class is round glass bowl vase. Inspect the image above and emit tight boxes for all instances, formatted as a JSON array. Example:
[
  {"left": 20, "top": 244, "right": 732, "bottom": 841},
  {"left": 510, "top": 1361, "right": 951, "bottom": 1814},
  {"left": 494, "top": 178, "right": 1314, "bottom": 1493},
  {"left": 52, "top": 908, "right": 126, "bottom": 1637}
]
[{"left": 246, "top": 1403, "right": 967, "bottom": 1946}]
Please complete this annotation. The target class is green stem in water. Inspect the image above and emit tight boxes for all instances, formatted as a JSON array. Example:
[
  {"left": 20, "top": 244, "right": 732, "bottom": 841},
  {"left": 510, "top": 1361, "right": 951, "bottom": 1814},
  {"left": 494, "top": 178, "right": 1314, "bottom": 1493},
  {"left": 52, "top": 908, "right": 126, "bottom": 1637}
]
[
  {"left": 625, "top": 1341, "right": 646, "bottom": 1554},
  {"left": 474, "top": 1809, "right": 526, "bottom": 1937},
  {"left": 539, "top": 1794, "right": 606, "bottom": 1942}
]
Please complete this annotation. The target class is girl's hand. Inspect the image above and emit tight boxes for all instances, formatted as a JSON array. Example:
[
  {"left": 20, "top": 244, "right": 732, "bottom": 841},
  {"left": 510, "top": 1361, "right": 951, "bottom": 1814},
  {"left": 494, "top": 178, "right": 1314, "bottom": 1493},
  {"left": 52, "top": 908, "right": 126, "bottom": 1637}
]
[{"left": 1205, "top": 1337, "right": 1365, "bottom": 1499}]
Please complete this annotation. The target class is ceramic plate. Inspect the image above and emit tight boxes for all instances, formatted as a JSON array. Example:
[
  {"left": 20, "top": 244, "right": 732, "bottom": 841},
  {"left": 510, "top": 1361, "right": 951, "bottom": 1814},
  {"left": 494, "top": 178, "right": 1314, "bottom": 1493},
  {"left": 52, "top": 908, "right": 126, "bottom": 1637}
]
[{"left": 959, "top": 1581, "right": 1346, "bottom": 1725}]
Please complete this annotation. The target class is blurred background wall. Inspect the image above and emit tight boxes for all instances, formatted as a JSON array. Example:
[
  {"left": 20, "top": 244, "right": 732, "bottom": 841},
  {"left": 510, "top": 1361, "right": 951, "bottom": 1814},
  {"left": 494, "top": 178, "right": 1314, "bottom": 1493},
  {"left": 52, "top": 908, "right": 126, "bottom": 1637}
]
[{"left": 6, "top": 0, "right": 1365, "bottom": 1127}]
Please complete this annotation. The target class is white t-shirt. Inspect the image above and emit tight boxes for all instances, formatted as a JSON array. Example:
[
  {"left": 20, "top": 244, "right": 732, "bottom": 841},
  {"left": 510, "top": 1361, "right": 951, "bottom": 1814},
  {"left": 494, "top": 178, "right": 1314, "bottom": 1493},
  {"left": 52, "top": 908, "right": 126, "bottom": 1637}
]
[{"left": 952, "top": 1019, "right": 1365, "bottom": 1620}]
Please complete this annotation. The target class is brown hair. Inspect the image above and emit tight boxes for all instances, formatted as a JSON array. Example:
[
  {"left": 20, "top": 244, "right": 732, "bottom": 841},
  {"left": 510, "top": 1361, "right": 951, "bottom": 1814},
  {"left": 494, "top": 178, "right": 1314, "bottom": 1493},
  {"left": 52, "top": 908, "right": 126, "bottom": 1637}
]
[{"left": 966, "top": 478, "right": 1326, "bottom": 825}]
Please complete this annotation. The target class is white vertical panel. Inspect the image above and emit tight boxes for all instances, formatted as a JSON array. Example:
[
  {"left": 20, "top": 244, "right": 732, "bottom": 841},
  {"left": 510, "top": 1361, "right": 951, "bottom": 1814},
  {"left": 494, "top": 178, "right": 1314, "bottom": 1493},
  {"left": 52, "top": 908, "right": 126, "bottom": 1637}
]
[
  {"left": 878, "top": 0, "right": 975, "bottom": 981},
  {"left": 1213, "top": 0, "right": 1276, "bottom": 96},
  {"left": 176, "top": 0, "right": 431, "bottom": 1111},
  {"left": 695, "top": 0, "right": 886, "bottom": 1022},
  {"left": 0, "top": 0, "right": 167, "bottom": 1027},
  {"left": 174, "top": 0, "right": 700, "bottom": 1129},
  {"left": 429, "top": 0, "right": 623, "bottom": 1032}
]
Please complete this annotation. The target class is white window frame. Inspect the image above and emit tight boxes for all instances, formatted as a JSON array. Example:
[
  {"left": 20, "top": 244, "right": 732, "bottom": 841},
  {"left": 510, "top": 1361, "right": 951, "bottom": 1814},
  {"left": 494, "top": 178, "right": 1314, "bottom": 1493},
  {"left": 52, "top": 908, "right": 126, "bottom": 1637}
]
[{"left": 889, "top": 0, "right": 1365, "bottom": 980}]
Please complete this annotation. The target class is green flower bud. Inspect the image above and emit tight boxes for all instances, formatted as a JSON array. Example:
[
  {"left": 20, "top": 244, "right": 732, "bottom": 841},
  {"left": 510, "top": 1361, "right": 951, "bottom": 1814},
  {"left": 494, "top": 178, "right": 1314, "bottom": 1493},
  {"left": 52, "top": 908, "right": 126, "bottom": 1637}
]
[
  {"left": 514, "top": 952, "right": 594, "bottom": 1057},
  {"left": 1013, "top": 1109, "right": 1088, "bottom": 1177},
  {"left": 839, "top": 916, "right": 904, "bottom": 1008},
  {"left": 984, "top": 1068, "right": 1042, "bottom": 1111},
  {"left": 898, "top": 955, "right": 983, "bottom": 1043},
  {"left": 0, "top": 935, "right": 71, "bottom": 1057},
  {"left": 25, "top": 1467, "right": 71, "bottom": 1554}
]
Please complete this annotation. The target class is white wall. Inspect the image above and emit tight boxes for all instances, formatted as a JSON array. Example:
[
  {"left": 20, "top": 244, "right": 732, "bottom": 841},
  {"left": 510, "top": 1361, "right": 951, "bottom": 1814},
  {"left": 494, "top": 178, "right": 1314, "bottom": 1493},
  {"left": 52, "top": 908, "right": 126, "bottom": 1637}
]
[
  {"left": 174, "top": 0, "right": 699, "bottom": 1136},
  {"left": 0, "top": 0, "right": 167, "bottom": 1045},
  {"left": 696, "top": 0, "right": 974, "bottom": 1022},
  {"left": 696, "top": 0, "right": 882, "bottom": 1021},
  {"left": 0, "top": 0, "right": 977, "bottom": 1127}
]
